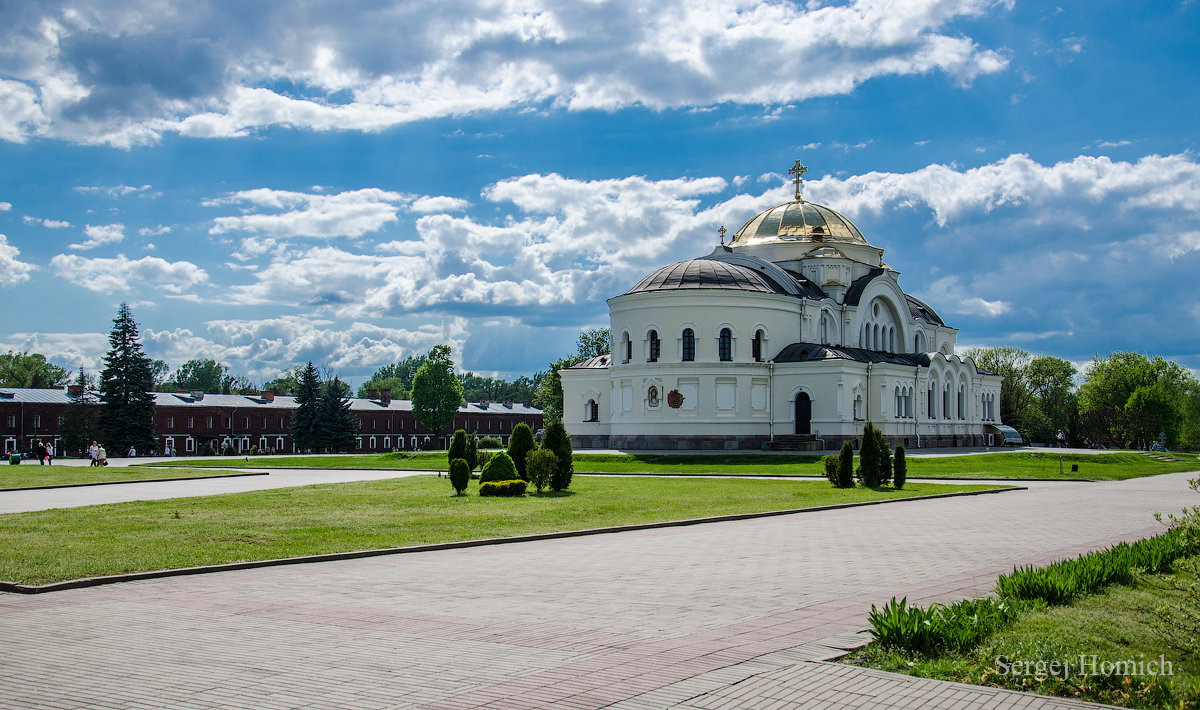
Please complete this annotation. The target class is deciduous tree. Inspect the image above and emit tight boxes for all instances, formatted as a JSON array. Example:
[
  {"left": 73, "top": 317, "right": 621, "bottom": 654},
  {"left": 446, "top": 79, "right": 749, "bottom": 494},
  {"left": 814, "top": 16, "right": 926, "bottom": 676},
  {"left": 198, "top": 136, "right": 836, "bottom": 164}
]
[{"left": 411, "top": 345, "right": 463, "bottom": 437}]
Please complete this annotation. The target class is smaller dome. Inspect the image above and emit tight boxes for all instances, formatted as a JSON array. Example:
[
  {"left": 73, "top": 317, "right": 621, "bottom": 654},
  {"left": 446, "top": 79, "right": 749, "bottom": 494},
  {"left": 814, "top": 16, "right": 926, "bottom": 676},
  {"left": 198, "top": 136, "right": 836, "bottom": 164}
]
[
  {"left": 627, "top": 259, "right": 784, "bottom": 295},
  {"left": 730, "top": 199, "right": 866, "bottom": 246}
]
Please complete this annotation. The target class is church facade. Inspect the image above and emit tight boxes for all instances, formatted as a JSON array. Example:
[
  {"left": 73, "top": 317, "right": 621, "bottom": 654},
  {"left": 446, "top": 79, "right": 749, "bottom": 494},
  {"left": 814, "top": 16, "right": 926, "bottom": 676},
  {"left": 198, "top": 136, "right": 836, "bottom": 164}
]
[{"left": 561, "top": 163, "right": 1003, "bottom": 451}]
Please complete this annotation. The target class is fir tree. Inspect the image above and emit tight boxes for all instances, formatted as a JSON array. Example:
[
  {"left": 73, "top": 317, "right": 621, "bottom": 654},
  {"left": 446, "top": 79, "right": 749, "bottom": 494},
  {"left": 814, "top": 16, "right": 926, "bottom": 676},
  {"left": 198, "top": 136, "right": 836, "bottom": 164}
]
[
  {"left": 291, "top": 362, "right": 323, "bottom": 452},
  {"left": 318, "top": 377, "right": 359, "bottom": 452},
  {"left": 61, "top": 367, "right": 99, "bottom": 456},
  {"left": 98, "top": 303, "right": 156, "bottom": 454},
  {"left": 507, "top": 423, "right": 536, "bottom": 481}
]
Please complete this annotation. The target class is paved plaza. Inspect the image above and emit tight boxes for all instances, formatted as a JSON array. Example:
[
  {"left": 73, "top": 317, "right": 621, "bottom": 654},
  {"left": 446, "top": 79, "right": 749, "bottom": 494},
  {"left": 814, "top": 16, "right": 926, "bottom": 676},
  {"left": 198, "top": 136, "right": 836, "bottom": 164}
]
[{"left": 1, "top": 466, "right": 1196, "bottom": 709}]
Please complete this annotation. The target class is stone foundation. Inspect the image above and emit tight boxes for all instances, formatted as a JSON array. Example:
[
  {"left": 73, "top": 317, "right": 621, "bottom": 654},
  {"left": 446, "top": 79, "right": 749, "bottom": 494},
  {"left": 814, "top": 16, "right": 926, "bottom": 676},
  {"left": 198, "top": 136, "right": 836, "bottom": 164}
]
[
  {"left": 573, "top": 432, "right": 986, "bottom": 451},
  {"left": 572, "top": 434, "right": 770, "bottom": 450}
]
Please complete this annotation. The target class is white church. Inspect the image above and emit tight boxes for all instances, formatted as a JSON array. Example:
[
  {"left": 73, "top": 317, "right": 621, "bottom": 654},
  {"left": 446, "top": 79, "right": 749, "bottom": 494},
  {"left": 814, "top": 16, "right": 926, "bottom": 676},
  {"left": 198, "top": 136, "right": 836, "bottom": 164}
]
[{"left": 561, "top": 161, "right": 1004, "bottom": 451}]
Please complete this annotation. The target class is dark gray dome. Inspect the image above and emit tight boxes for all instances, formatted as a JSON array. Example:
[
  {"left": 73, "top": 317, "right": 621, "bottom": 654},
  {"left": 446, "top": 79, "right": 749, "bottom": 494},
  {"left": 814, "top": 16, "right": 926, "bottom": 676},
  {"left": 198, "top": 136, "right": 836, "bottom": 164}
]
[{"left": 627, "top": 259, "right": 785, "bottom": 295}]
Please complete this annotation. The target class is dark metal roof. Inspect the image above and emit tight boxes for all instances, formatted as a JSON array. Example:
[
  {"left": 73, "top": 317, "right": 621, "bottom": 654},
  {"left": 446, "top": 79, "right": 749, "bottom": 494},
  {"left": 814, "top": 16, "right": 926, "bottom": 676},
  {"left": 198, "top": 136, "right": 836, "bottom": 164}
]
[
  {"left": 905, "top": 294, "right": 945, "bottom": 326},
  {"left": 843, "top": 267, "right": 885, "bottom": 306},
  {"left": 772, "top": 343, "right": 931, "bottom": 367},
  {"left": 627, "top": 259, "right": 788, "bottom": 295},
  {"left": 569, "top": 354, "right": 611, "bottom": 369},
  {"left": 781, "top": 269, "right": 829, "bottom": 300}
]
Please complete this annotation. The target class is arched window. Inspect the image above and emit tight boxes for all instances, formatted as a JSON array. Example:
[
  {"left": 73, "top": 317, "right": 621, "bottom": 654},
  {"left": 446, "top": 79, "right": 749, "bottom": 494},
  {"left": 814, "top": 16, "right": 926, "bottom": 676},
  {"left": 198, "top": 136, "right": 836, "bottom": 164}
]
[
  {"left": 894, "top": 386, "right": 901, "bottom": 418},
  {"left": 620, "top": 332, "right": 631, "bottom": 363},
  {"left": 943, "top": 384, "right": 951, "bottom": 419},
  {"left": 958, "top": 384, "right": 966, "bottom": 420},
  {"left": 889, "top": 327, "right": 896, "bottom": 353},
  {"left": 719, "top": 328, "right": 733, "bottom": 361},
  {"left": 873, "top": 324, "right": 880, "bottom": 350},
  {"left": 648, "top": 330, "right": 660, "bottom": 362},
  {"left": 915, "top": 331, "right": 926, "bottom": 352},
  {"left": 752, "top": 329, "right": 764, "bottom": 362},
  {"left": 682, "top": 328, "right": 695, "bottom": 362},
  {"left": 928, "top": 382, "right": 936, "bottom": 418},
  {"left": 853, "top": 394, "right": 863, "bottom": 420},
  {"left": 585, "top": 399, "right": 598, "bottom": 422}
]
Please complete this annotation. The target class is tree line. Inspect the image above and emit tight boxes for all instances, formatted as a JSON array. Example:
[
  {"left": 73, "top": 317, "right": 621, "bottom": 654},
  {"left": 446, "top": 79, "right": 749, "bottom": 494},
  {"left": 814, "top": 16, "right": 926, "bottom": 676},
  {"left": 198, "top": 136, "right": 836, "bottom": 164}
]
[{"left": 967, "top": 347, "right": 1200, "bottom": 450}]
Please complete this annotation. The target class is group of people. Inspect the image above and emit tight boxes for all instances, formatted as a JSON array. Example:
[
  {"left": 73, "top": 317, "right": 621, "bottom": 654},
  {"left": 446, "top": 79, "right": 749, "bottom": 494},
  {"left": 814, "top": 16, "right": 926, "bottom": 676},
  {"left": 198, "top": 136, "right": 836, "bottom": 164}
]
[{"left": 88, "top": 441, "right": 109, "bottom": 467}]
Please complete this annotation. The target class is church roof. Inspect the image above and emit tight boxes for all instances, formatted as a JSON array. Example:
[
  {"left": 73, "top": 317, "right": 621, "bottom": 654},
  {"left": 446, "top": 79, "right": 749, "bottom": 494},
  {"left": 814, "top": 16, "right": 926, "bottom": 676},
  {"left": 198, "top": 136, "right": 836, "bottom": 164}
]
[
  {"left": 729, "top": 199, "right": 867, "bottom": 247},
  {"left": 905, "top": 294, "right": 945, "bottom": 326},
  {"left": 626, "top": 259, "right": 788, "bottom": 295},
  {"left": 772, "top": 343, "right": 931, "bottom": 367}
]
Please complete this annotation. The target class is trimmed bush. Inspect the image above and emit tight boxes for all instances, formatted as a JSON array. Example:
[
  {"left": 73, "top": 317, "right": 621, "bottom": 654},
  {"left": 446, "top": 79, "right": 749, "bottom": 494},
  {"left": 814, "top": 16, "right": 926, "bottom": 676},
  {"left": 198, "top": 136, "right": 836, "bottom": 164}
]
[
  {"left": 477, "top": 436, "right": 502, "bottom": 449},
  {"left": 893, "top": 445, "right": 907, "bottom": 489},
  {"left": 223, "top": 443, "right": 236, "bottom": 456},
  {"left": 249, "top": 445, "right": 259, "bottom": 456},
  {"left": 508, "top": 423, "right": 536, "bottom": 481},
  {"left": 527, "top": 449, "right": 557, "bottom": 493},
  {"left": 201, "top": 442, "right": 215, "bottom": 456},
  {"left": 448, "top": 429, "right": 468, "bottom": 469},
  {"left": 449, "top": 458, "right": 470, "bottom": 495},
  {"left": 479, "top": 479, "right": 528, "bottom": 497},
  {"left": 476, "top": 450, "right": 493, "bottom": 475},
  {"left": 823, "top": 454, "right": 840, "bottom": 485},
  {"left": 479, "top": 451, "right": 518, "bottom": 484},
  {"left": 542, "top": 419, "right": 574, "bottom": 492},
  {"left": 837, "top": 440, "right": 855, "bottom": 488}
]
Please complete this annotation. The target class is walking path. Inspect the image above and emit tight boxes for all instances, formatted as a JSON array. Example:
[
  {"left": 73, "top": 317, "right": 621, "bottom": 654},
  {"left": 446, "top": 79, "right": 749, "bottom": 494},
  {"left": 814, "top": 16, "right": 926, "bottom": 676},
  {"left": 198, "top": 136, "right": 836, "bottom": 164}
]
[{"left": 2, "top": 466, "right": 1195, "bottom": 708}]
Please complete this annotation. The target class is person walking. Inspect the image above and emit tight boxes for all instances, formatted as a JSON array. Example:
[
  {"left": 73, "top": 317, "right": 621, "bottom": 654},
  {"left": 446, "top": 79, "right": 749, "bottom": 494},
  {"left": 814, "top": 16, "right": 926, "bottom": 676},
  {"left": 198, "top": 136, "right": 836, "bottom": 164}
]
[
  {"left": 97, "top": 444, "right": 108, "bottom": 467},
  {"left": 88, "top": 441, "right": 99, "bottom": 467},
  {"left": 36, "top": 440, "right": 47, "bottom": 466},
  {"left": 45, "top": 441, "right": 53, "bottom": 465}
]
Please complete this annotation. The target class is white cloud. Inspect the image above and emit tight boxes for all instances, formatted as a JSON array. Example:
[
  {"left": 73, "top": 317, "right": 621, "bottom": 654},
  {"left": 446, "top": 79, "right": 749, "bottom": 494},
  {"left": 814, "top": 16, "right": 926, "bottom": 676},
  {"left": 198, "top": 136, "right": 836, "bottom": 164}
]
[
  {"left": 207, "top": 187, "right": 409, "bottom": 239},
  {"left": 1, "top": 0, "right": 1012, "bottom": 146},
  {"left": 69, "top": 223, "right": 125, "bottom": 250},
  {"left": 806, "top": 153, "right": 1200, "bottom": 227},
  {"left": 0, "top": 234, "right": 36, "bottom": 286},
  {"left": 0, "top": 202, "right": 11, "bottom": 211},
  {"left": 49, "top": 253, "right": 207, "bottom": 293},
  {"left": 23, "top": 216, "right": 71, "bottom": 228},
  {"left": 0, "top": 332, "right": 108, "bottom": 371},
  {"left": 144, "top": 317, "right": 466, "bottom": 381},
  {"left": 73, "top": 184, "right": 152, "bottom": 197},
  {"left": 411, "top": 195, "right": 470, "bottom": 213},
  {"left": 138, "top": 224, "right": 172, "bottom": 237},
  {"left": 920, "top": 276, "right": 1011, "bottom": 317}
]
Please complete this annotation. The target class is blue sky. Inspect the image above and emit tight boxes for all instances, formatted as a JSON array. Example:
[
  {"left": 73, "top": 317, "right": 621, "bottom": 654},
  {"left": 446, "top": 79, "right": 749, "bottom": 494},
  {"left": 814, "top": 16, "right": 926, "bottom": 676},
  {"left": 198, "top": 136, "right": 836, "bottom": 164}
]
[{"left": 0, "top": 0, "right": 1197, "bottom": 386}]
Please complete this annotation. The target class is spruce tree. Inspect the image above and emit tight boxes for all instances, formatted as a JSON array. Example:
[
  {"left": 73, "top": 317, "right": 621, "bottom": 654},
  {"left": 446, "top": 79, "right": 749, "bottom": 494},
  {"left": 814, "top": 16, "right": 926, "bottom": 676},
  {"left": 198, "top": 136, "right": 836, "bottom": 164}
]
[
  {"left": 291, "top": 362, "right": 323, "bottom": 452},
  {"left": 98, "top": 303, "right": 156, "bottom": 454},
  {"left": 836, "top": 440, "right": 855, "bottom": 488},
  {"left": 858, "top": 423, "right": 882, "bottom": 487},
  {"left": 61, "top": 367, "right": 98, "bottom": 456},
  {"left": 875, "top": 427, "right": 893, "bottom": 486},
  {"left": 318, "top": 377, "right": 359, "bottom": 452}
]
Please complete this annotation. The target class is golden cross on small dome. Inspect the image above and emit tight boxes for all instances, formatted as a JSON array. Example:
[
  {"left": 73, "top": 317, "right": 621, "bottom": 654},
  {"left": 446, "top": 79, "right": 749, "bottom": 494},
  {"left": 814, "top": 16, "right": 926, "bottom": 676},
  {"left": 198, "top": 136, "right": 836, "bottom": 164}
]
[
  {"left": 788, "top": 159, "right": 808, "bottom": 201},
  {"left": 718, "top": 225, "right": 727, "bottom": 245}
]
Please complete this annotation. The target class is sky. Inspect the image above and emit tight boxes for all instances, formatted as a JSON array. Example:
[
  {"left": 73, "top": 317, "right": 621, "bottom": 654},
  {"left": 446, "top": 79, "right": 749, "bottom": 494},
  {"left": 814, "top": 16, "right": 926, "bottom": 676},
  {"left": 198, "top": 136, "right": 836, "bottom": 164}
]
[{"left": 0, "top": 0, "right": 1197, "bottom": 387}]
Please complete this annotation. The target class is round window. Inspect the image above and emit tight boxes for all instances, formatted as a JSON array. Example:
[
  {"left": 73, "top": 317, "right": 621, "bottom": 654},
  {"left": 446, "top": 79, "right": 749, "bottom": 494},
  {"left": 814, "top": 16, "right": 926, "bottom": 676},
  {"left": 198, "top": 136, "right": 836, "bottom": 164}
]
[{"left": 873, "top": 302, "right": 880, "bottom": 317}]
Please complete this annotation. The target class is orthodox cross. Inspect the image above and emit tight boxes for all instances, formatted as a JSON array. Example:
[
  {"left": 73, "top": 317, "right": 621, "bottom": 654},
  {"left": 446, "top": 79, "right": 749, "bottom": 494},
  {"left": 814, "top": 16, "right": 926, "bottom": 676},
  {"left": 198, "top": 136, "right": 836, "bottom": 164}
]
[
  {"left": 788, "top": 159, "right": 807, "bottom": 200},
  {"left": 718, "top": 225, "right": 727, "bottom": 245}
]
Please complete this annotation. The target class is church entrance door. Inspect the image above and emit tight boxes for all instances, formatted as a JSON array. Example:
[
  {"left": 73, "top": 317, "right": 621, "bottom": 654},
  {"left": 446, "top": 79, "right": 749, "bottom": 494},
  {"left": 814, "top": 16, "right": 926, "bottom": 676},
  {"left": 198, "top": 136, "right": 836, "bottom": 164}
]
[{"left": 794, "top": 393, "right": 812, "bottom": 435}]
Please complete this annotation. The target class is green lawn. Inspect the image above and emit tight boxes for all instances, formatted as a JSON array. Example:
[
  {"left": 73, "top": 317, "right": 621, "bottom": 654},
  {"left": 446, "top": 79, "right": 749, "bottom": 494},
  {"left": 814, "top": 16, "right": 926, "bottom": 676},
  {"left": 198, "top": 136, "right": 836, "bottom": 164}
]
[
  {"left": 0, "top": 476, "right": 1003, "bottom": 586},
  {"left": 851, "top": 557, "right": 1200, "bottom": 709},
  {"left": 0, "top": 465, "right": 263, "bottom": 489},
  {"left": 138, "top": 450, "right": 1200, "bottom": 480}
]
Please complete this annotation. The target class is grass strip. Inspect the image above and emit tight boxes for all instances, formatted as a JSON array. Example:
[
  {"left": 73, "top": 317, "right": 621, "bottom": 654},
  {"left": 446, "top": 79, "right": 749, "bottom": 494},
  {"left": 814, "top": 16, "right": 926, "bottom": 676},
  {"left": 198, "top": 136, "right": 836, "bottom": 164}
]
[
  {"left": 137, "top": 450, "right": 1199, "bottom": 480},
  {"left": 851, "top": 556, "right": 1200, "bottom": 709},
  {"left": 0, "top": 466, "right": 269, "bottom": 490},
  {"left": 0, "top": 477, "right": 1002, "bottom": 586}
]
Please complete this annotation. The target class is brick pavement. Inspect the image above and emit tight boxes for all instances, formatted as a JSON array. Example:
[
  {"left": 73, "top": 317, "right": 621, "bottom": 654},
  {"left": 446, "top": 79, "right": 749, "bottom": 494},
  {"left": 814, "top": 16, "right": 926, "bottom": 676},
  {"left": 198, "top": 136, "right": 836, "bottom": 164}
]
[{"left": 2, "top": 471, "right": 1195, "bottom": 709}]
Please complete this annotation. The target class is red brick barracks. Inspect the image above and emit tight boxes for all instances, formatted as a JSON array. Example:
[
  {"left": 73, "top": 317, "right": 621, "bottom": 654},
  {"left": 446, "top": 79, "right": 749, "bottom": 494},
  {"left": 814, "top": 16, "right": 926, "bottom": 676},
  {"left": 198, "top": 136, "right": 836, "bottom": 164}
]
[{"left": 1, "top": 387, "right": 543, "bottom": 456}]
